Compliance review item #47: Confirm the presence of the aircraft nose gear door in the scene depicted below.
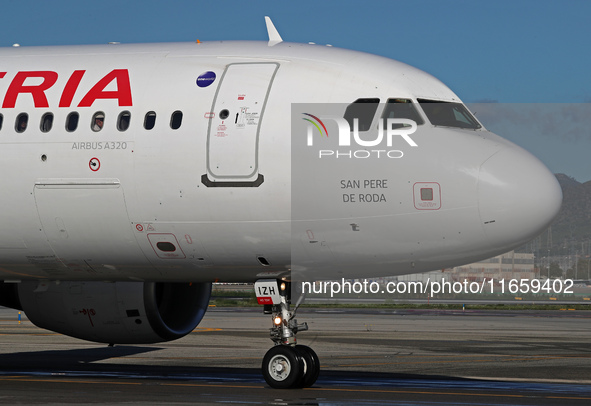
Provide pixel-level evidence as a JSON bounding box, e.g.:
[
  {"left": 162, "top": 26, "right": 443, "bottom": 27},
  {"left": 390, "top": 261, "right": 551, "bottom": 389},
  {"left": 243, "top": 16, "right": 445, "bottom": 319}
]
[
  {"left": 255, "top": 279, "right": 320, "bottom": 389},
  {"left": 202, "top": 63, "right": 279, "bottom": 187}
]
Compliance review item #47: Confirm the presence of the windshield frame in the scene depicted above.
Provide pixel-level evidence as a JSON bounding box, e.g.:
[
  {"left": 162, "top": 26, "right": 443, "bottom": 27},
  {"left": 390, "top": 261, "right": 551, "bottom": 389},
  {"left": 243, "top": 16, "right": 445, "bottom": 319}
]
[{"left": 417, "top": 99, "right": 482, "bottom": 130}]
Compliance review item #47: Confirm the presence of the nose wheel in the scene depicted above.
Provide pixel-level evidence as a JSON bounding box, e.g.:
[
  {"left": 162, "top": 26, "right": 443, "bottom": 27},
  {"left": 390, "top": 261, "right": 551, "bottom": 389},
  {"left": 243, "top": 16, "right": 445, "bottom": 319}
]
[
  {"left": 262, "top": 344, "right": 320, "bottom": 389},
  {"left": 255, "top": 279, "right": 320, "bottom": 389},
  {"left": 294, "top": 344, "right": 320, "bottom": 388}
]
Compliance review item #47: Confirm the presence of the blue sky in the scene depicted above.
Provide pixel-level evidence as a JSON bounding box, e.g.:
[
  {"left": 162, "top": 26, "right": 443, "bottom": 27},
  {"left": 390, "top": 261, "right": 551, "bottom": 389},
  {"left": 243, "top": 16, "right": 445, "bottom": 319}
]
[{"left": 2, "top": 0, "right": 590, "bottom": 180}]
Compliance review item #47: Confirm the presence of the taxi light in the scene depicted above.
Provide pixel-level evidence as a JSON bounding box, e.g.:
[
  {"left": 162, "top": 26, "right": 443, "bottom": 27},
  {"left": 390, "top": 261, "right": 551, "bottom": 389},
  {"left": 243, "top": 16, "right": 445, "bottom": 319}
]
[{"left": 273, "top": 316, "right": 282, "bottom": 326}]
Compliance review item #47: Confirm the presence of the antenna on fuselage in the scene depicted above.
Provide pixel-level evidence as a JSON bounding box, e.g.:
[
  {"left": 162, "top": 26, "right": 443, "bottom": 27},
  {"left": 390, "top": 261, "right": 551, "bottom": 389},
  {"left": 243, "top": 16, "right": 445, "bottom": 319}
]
[{"left": 265, "top": 16, "right": 282, "bottom": 47}]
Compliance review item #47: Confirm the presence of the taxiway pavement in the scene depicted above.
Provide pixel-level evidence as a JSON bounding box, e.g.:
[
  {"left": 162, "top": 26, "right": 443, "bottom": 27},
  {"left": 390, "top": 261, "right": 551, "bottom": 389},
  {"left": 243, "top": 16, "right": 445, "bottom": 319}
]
[{"left": 0, "top": 306, "right": 590, "bottom": 405}]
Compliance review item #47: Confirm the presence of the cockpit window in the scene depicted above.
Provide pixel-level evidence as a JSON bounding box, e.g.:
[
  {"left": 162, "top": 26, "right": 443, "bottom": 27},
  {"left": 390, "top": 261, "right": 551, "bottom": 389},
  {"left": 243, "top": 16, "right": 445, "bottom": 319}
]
[
  {"left": 382, "top": 99, "right": 424, "bottom": 128},
  {"left": 417, "top": 99, "right": 481, "bottom": 129},
  {"left": 344, "top": 98, "right": 380, "bottom": 132}
]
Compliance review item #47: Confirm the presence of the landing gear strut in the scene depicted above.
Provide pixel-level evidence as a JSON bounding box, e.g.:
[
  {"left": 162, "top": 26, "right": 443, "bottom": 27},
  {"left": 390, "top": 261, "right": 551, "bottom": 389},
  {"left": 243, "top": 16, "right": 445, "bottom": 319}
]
[{"left": 255, "top": 279, "right": 320, "bottom": 389}]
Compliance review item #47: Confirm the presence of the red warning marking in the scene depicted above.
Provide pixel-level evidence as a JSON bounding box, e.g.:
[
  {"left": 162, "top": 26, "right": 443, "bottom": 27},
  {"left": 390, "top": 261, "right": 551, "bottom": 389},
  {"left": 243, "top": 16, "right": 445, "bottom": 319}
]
[
  {"left": 306, "top": 230, "right": 315, "bottom": 240},
  {"left": 80, "top": 308, "right": 96, "bottom": 327},
  {"left": 136, "top": 224, "right": 144, "bottom": 232},
  {"left": 204, "top": 112, "right": 215, "bottom": 118},
  {"left": 89, "top": 157, "right": 100, "bottom": 171},
  {"left": 185, "top": 234, "right": 193, "bottom": 244},
  {"left": 238, "top": 94, "right": 245, "bottom": 100},
  {"left": 257, "top": 297, "right": 273, "bottom": 305}
]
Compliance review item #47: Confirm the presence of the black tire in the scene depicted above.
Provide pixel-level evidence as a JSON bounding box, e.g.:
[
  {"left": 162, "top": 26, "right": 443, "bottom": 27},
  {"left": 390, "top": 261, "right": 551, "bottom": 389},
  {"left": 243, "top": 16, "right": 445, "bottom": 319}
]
[
  {"left": 262, "top": 345, "right": 303, "bottom": 389},
  {"left": 295, "top": 345, "right": 320, "bottom": 388}
]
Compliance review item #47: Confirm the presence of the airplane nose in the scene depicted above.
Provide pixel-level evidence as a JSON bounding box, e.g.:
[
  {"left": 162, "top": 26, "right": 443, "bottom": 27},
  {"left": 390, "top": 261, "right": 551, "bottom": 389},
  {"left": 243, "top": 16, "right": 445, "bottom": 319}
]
[{"left": 478, "top": 147, "right": 562, "bottom": 249}]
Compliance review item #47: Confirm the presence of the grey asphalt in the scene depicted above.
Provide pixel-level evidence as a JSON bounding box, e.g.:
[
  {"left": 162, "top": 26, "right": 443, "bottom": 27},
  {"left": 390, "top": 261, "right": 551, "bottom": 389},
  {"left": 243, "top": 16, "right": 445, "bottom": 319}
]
[{"left": 0, "top": 306, "right": 590, "bottom": 405}]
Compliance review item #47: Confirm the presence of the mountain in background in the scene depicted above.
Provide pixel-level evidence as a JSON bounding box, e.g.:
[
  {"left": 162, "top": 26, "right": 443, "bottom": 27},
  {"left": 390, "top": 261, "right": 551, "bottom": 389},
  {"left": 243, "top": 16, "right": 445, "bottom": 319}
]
[{"left": 536, "top": 174, "right": 591, "bottom": 256}]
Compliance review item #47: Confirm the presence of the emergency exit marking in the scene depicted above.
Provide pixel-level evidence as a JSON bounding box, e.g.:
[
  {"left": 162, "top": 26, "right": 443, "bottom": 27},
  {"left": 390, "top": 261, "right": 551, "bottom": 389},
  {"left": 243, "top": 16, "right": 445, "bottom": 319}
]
[{"left": 89, "top": 157, "right": 100, "bottom": 171}]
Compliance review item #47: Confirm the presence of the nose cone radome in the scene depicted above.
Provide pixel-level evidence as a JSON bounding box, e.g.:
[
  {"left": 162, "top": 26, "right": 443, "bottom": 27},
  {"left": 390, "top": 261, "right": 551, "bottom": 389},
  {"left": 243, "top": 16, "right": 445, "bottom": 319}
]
[{"left": 478, "top": 147, "right": 562, "bottom": 250}]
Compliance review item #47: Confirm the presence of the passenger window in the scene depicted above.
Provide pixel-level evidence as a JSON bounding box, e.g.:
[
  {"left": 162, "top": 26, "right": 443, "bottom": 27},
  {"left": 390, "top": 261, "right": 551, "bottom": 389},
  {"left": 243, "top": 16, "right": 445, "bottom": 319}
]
[
  {"left": 117, "top": 111, "right": 131, "bottom": 131},
  {"left": 0, "top": 114, "right": 4, "bottom": 131},
  {"left": 40, "top": 113, "right": 54, "bottom": 133},
  {"left": 344, "top": 98, "right": 379, "bottom": 132},
  {"left": 16, "top": 113, "right": 28, "bottom": 133},
  {"left": 91, "top": 112, "right": 105, "bottom": 132},
  {"left": 66, "top": 112, "right": 79, "bottom": 132},
  {"left": 170, "top": 111, "right": 183, "bottom": 130},
  {"left": 144, "top": 111, "right": 156, "bottom": 130},
  {"left": 382, "top": 99, "right": 424, "bottom": 129}
]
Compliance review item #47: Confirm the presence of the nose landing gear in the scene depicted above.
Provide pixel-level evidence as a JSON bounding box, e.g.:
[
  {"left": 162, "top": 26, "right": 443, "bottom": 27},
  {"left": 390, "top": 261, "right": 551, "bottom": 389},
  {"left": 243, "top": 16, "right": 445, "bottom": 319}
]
[{"left": 255, "top": 279, "right": 320, "bottom": 389}]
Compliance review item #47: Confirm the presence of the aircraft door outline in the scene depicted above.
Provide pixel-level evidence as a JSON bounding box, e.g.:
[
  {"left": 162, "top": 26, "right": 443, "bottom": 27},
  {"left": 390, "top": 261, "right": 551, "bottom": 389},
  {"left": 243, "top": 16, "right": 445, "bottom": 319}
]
[{"left": 202, "top": 62, "right": 279, "bottom": 187}]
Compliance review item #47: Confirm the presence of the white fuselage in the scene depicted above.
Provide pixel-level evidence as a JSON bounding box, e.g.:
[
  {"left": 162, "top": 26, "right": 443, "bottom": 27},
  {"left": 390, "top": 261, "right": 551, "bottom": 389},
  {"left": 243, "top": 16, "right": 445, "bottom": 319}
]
[{"left": 0, "top": 41, "right": 562, "bottom": 283}]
